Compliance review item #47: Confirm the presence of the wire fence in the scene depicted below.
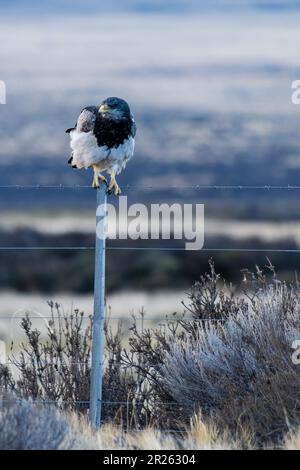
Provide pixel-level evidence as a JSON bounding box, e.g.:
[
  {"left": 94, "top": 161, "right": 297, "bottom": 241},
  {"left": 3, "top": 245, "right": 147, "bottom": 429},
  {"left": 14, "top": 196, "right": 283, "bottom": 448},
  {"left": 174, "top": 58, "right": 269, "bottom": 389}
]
[
  {"left": 0, "top": 398, "right": 180, "bottom": 406},
  {"left": 0, "top": 316, "right": 219, "bottom": 321},
  {"left": 0, "top": 184, "right": 299, "bottom": 250},
  {"left": 0, "top": 184, "right": 300, "bottom": 190},
  {"left": 0, "top": 184, "right": 299, "bottom": 432}
]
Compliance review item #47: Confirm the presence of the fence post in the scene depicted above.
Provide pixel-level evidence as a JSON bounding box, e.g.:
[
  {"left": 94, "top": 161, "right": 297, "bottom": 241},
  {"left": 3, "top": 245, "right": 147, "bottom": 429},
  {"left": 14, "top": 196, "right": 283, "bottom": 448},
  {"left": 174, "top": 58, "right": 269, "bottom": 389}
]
[{"left": 89, "top": 183, "right": 107, "bottom": 428}]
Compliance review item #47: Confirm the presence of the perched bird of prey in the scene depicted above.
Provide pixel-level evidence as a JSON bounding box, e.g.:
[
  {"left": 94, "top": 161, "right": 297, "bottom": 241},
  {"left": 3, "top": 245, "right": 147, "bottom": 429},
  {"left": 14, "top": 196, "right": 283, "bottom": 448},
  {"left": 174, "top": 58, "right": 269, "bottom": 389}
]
[{"left": 66, "top": 97, "right": 136, "bottom": 195}]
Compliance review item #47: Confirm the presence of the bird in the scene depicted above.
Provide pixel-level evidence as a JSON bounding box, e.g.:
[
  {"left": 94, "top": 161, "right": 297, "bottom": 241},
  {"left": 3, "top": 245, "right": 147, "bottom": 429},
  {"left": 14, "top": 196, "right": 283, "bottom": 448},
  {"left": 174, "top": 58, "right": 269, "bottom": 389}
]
[{"left": 66, "top": 97, "right": 136, "bottom": 195}]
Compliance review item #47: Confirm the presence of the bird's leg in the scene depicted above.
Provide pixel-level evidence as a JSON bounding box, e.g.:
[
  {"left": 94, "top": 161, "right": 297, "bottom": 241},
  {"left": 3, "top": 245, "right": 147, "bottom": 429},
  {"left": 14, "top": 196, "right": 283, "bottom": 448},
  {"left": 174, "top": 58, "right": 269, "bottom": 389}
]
[
  {"left": 92, "top": 165, "right": 107, "bottom": 189},
  {"left": 92, "top": 170, "right": 99, "bottom": 188},
  {"left": 107, "top": 171, "right": 122, "bottom": 196}
]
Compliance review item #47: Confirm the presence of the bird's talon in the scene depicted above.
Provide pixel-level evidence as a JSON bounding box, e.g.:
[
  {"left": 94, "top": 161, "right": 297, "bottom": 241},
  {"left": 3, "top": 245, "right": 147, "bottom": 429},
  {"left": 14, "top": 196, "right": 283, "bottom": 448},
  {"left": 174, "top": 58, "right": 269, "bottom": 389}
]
[
  {"left": 92, "top": 173, "right": 108, "bottom": 189},
  {"left": 107, "top": 180, "right": 121, "bottom": 196},
  {"left": 92, "top": 180, "right": 100, "bottom": 189},
  {"left": 98, "top": 175, "right": 107, "bottom": 185}
]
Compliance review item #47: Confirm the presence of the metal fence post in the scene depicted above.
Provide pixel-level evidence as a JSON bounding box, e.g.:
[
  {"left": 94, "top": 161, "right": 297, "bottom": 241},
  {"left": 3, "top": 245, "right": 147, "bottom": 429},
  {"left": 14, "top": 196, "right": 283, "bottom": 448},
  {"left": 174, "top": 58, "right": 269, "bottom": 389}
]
[{"left": 89, "top": 183, "right": 107, "bottom": 428}]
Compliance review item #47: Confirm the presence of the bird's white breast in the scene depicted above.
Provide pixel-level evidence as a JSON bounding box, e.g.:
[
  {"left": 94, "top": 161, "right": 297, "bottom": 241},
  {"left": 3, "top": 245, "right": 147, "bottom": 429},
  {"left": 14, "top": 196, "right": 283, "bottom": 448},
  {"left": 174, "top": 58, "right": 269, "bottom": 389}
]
[
  {"left": 70, "top": 130, "right": 109, "bottom": 169},
  {"left": 108, "top": 136, "right": 135, "bottom": 174},
  {"left": 70, "top": 130, "right": 134, "bottom": 173}
]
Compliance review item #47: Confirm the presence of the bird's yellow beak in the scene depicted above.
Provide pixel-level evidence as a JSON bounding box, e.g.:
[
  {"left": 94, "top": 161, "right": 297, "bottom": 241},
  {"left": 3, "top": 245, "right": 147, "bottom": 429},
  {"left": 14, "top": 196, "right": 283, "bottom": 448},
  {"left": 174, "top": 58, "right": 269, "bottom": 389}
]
[{"left": 99, "top": 104, "right": 110, "bottom": 113}]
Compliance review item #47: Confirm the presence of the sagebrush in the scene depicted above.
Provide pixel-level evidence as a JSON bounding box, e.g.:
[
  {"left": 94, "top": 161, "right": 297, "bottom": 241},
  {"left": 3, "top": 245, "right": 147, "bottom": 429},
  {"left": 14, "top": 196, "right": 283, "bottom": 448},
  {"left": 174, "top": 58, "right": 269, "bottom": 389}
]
[{"left": 1, "top": 260, "right": 300, "bottom": 446}]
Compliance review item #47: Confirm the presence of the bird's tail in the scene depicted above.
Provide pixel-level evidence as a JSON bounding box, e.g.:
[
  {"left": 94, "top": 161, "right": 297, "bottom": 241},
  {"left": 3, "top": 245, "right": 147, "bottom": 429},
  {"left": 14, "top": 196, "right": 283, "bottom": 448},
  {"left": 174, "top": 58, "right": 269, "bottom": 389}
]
[{"left": 67, "top": 153, "right": 77, "bottom": 168}]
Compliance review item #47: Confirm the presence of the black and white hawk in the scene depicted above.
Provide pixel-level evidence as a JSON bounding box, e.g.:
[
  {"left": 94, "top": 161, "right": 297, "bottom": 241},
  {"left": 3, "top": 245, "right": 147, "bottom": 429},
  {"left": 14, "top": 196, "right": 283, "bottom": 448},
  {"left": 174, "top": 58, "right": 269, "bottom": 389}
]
[{"left": 66, "top": 97, "right": 136, "bottom": 195}]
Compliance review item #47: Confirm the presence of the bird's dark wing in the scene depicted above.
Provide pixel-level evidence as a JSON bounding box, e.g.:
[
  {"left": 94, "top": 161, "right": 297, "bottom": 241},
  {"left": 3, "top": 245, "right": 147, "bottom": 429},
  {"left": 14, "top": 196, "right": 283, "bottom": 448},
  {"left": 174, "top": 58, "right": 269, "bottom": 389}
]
[
  {"left": 66, "top": 106, "right": 99, "bottom": 166},
  {"left": 66, "top": 106, "right": 98, "bottom": 134},
  {"left": 93, "top": 114, "right": 136, "bottom": 148}
]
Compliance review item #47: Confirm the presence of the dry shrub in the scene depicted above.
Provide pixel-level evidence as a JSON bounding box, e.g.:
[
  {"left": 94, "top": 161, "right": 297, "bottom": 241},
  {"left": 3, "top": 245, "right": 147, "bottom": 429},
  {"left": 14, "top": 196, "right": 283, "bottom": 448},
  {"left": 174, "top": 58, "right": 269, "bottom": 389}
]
[
  {"left": 1, "top": 260, "right": 300, "bottom": 446},
  {"left": 183, "top": 259, "right": 248, "bottom": 322},
  {"left": 5, "top": 303, "right": 136, "bottom": 423},
  {"left": 119, "top": 260, "right": 267, "bottom": 430},
  {"left": 0, "top": 398, "right": 89, "bottom": 450},
  {"left": 10, "top": 303, "right": 91, "bottom": 413},
  {"left": 0, "top": 365, "right": 13, "bottom": 392},
  {"left": 159, "top": 279, "right": 300, "bottom": 446}
]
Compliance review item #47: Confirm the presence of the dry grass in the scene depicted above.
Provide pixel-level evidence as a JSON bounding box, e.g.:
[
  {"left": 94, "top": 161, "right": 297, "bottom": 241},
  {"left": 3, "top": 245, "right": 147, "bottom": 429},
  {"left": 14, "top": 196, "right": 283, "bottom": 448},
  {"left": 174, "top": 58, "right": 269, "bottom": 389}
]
[
  {"left": 184, "top": 414, "right": 238, "bottom": 450},
  {"left": 284, "top": 430, "right": 300, "bottom": 450},
  {"left": 44, "top": 413, "right": 300, "bottom": 450},
  {"left": 3, "top": 397, "right": 300, "bottom": 450}
]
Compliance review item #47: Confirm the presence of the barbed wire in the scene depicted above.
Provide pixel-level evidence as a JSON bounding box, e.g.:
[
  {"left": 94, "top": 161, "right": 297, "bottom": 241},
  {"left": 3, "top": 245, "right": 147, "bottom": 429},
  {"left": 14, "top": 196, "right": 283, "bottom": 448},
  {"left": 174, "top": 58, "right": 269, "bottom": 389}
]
[
  {"left": 0, "top": 398, "right": 180, "bottom": 406},
  {"left": 0, "top": 184, "right": 299, "bottom": 190},
  {"left": 0, "top": 398, "right": 185, "bottom": 432},
  {"left": 0, "top": 316, "right": 217, "bottom": 320},
  {"left": 2, "top": 362, "right": 164, "bottom": 368},
  {"left": 0, "top": 246, "right": 300, "bottom": 253},
  {"left": 0, "top": 246, "right": 299, "bottom": 252}
]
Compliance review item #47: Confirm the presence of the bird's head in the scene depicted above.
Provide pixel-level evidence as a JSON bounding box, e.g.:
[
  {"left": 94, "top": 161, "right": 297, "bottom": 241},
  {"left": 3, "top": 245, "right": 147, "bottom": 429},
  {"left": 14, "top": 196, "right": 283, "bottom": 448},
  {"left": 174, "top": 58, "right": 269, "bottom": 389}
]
[{"left": 99, "top": 97, "right": 131, "bottom": 120}]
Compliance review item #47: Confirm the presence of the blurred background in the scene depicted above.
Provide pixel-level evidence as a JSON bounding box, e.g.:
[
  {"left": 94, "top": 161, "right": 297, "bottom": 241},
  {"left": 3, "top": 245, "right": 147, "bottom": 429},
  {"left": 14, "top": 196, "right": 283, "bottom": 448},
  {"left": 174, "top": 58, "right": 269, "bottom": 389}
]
[{"left": 0, "top": 0, "right": 300, "bottom": 325}]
